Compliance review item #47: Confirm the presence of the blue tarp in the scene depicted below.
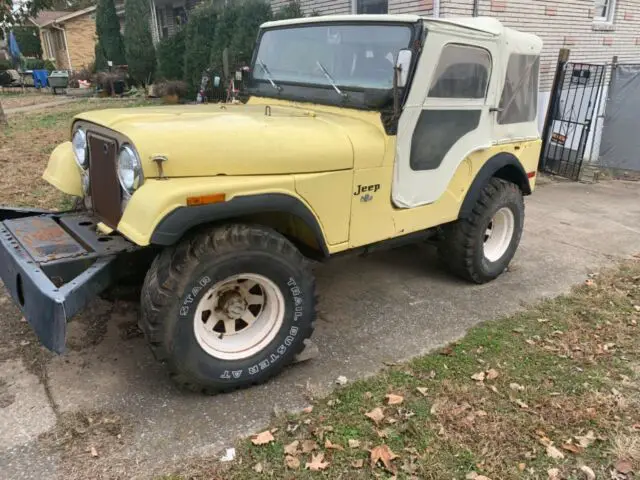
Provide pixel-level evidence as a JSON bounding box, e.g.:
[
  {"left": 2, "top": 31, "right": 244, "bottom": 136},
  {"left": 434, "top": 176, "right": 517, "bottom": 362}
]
[
  {"left": 32, "top": 70, "right": 49, "bottom": 88},
  {"left": 8, "top": 31, "right": 21, "bottom": 61}
]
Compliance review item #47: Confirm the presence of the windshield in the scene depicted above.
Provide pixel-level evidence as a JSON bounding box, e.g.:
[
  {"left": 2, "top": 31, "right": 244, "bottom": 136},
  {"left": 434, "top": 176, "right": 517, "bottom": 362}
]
[{"left": 252, "top": 24, "right": 413, "bottom": 92}]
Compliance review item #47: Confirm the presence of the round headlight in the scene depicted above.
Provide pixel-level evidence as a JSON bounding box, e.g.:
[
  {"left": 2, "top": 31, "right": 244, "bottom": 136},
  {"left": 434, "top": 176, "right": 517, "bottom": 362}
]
[
  {"left": 72, "top": 128, "right": 87, "bottom": 168},
  {"left": 117, "top": 144, "right": 142, "bottom": 194}
]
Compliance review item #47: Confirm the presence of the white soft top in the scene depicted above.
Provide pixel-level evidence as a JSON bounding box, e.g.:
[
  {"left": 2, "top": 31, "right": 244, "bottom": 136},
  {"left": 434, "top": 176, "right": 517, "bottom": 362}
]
[{"left": 261, "top": 15, "right": 542, "bottom": 54}]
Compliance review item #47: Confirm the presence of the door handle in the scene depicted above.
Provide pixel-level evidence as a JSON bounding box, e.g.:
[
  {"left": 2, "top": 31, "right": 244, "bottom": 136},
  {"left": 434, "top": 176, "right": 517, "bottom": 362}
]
[{"left": 489, "top": 107, "right": 504, "bottom": 113}]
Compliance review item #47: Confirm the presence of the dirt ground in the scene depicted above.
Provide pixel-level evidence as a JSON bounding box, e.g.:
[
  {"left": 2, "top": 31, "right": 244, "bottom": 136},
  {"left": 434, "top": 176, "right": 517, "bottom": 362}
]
[{"left": 0, "top": 92, "right": 56, "bottom": 110}]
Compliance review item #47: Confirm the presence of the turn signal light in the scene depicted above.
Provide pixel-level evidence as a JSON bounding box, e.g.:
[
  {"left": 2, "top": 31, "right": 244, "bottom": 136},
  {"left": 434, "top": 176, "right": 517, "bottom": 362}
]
[{"left": 186, "top": 193, "right": 226, "bottom": 206}]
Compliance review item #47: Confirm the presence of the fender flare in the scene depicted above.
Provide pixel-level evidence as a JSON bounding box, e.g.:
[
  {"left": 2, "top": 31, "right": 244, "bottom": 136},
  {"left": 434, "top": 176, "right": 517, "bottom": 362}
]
[
  {"left": 459, "top": 152, "right": 532, "bottom": 219},
  {"left": 150, "top": 193, "right": 330, "bottom": 257}
]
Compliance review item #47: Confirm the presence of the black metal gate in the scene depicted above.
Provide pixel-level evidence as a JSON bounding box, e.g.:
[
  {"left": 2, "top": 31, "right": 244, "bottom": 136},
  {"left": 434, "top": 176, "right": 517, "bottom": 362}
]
[{"left": 540, "top": 62, "right": 607, "bottom": 180}]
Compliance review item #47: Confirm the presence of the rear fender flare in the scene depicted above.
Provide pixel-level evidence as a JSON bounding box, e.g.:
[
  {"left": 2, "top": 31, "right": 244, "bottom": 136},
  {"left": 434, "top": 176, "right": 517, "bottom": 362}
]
[
  {"left": 459, "top": 152, "right": 531, "bottom": 219},
  {"left": 150, "top": 193, "right": 330, "bottom": 257}
]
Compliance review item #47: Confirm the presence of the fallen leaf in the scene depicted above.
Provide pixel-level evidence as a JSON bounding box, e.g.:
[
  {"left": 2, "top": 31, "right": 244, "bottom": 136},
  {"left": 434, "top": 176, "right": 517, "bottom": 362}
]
[
  {"left": 561, "top": 443, "right": 583, "bottom": 454},
  {"left": 364, "top": 391, "right": 373, "bottom": 399},
  {"left": 440, "top": 346, "right": 454, "bottom": 356},
  {"left": 90, "top": 446, "right": 98, "bottom": 457},
  {"left": 634, "top": 305, "right": 640, "bottom": 312},
  {"left": 285, "top": 455, "right": 300, "bottom": 470},
  {"left": 385, "top": 393, "right": 404, "bottom": 405},
  {"left": 365, "top": 407, "right": 385, "bottom": 424},
  {"left": 325, "top": 439, "right": 344, "bottom": 451},
  {"left": 471, "top": 371, "right": 486, "bottom": 382},
  {"left": 475, "top": 410, "right": 488, "bottom": 417},
  {"left": 486, "top": 369, "right": 499, "bottom": 380},
  {"left": 348, "top": 439, "right": 361, "bottom": 448},
  {"left": 416, "top": 387, "right": 428, "bottom": 396},
  {"left": 370, "top": 444, "right": 398, "bottom": 472},
  {"left": 510, "top": 383, "right": 525, "bottom": 391},
  {"left": 284, "top": 440, "right": 299, "bottom": 455},
  {"left": 538, "top": 318, "right": 550, "bottom": 323},
  {"left": 301, "top": 440, "right": 318, "bottom": 453},
  {"left": 253, "top": 463, "right": 263, "bottom": 473},
  {"left": 546, "top": 445, "right": 565, "bottom": 459},
  {"left": 352, "top": 459, "right": 364, "bottom": 468},
  {"left": 585, "top": 279, "right": 595, "bottom": 287},
  {"left": 548, "top": 468, "right": 561, "bottom": 480},
  {"left": 251, "top": 431, "right": 275, "bottom": 446},
  {"left": 488, "top": 385, "right": 499, "bottom": 394},
  {"left": 302, "top": 405, "right": 313, "bottom": 414},
  {"left": 518, "top": 463, "right": 526, "bottom": 471},
  {"left": 580, "top": 465, "right": 595, "bottom": 480},
  {"left": 429, "top": 370, "right": 436, "bottom": 378},
  {"left": 376, "top": 428, "right": 389, "bottom": 438},
  {"left": 515, "top": 399, "right": 529, "bottom": 409},
  {"left": 306, "top": 452, "right": 329, "bottom": 471},
  {"left": 574, "top": 430, "right": 596, "bottom": 448},
  {"left": 335, "top": 375, "right": 348, "bottom": 385},
  {"left": 465, "top": 473, "right": 491, "bottom": 480},
  {"left": 615, "top": 459, "right": 633, "bottom": 474}
]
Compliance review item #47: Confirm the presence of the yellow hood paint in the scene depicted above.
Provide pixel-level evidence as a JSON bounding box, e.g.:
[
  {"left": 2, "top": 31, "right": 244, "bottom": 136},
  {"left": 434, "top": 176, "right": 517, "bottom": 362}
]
[{"left": 75, "top": 102, "right": 387, "bottom": 177}]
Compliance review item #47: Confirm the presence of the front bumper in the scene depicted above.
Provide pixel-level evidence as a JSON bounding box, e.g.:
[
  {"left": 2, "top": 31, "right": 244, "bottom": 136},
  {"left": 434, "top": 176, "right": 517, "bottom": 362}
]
[{"left": 0, "top": 208, "right": 138, "bottom": 353}]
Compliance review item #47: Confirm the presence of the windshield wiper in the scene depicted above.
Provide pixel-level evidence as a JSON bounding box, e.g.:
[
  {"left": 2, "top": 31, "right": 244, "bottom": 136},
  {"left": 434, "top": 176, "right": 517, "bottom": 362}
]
[
  {"left": 257, "top": 59, "right": 281, "bottom": 92},
  {"left": 316, "top": 61, "right": 346, "bottom": 99}
]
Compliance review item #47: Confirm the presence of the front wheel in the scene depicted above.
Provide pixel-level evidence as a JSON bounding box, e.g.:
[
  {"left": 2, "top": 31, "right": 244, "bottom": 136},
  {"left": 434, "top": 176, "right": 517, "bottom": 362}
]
[
  {"left": 140, "top": 224, "right": 316, "bottom": 394},
  {"left": 438, "top": 178, "right": 525, "bottom": 284}
]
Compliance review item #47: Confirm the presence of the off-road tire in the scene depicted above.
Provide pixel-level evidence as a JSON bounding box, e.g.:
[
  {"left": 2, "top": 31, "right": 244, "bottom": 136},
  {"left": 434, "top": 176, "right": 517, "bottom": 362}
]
[
  {"left": 139, "top": 224, "right": 316, "bottom": 394},
  {"left": 438, "top": 178, "right": 524, "bottom": 284}
]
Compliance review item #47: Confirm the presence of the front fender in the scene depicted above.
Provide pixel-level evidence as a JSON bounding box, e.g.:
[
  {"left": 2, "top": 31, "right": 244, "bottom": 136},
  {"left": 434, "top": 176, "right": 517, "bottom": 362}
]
[
  {"left": 42, "top": 142, "right": 83, "bottom": 197},
  {"left": 116, "top": 176, "right": 328, "bottom": 256}
]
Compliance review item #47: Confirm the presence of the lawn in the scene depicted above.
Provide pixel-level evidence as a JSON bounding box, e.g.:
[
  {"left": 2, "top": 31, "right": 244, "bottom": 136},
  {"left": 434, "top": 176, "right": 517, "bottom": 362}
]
[
  {"left": 0, "top": 98, "right": 154, "bottom": 210},
  {"left": 163, "top": 260, "right": 640, "bottom": 480}
]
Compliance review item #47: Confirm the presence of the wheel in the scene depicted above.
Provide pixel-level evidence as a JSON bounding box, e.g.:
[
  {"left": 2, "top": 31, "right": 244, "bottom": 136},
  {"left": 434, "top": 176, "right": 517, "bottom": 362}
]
[
  {"left": 438, "top": 178, "right": 524, "bottom": 284},
  {"left": 139, "top": 224, "right": 316, "bottom": 394}
]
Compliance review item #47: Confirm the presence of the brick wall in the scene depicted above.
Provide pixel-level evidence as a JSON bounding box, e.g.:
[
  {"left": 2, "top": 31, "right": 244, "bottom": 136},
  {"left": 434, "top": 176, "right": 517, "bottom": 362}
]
[
  {"left": 271, "top": 0, "right": 351, "bottom": 15},
  {"left": 441, "top": 0, "right": 640, "bottom": 91},
  {"left": 64, "top": 15, "right": 96, "bottom": 70}
]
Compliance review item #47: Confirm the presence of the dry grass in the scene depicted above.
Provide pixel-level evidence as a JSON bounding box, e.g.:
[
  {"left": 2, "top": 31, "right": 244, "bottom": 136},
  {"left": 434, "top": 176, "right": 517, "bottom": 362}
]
[
  {"left": 159, "top": 260, "right": 640, "bottom": 480},
  {"left": 0, "top": 91, "right": 55, "bottom": 110},
  {"left": 0, "top": 99, "right": 154, "bottom": 210}
]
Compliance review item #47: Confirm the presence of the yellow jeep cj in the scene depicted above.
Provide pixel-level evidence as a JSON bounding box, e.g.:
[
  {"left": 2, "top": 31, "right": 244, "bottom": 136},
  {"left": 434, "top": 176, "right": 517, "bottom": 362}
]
[{"left": 0, "top": 15, "right": 542, "bottom": 393}]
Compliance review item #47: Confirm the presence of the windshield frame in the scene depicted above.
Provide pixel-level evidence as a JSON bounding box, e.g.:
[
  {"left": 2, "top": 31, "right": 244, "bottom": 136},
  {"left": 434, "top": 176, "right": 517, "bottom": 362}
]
[{"left": 247, "top": 20, "right": 423, "bottom": 111}]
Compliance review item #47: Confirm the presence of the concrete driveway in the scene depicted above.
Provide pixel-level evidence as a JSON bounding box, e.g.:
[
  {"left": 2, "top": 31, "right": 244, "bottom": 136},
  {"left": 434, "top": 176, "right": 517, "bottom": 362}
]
[{"left": 1, "top": 179, "right": 640, "bottom": 479}]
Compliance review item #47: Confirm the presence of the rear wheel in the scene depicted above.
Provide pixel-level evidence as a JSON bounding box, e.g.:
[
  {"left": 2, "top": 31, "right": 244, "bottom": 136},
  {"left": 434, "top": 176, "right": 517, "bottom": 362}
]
[
  {"left": 140, "top": 224, "right": 316, "bottom": 394},
  {"left": 439, "top": 178, "right": 524, "bottom": 283}
]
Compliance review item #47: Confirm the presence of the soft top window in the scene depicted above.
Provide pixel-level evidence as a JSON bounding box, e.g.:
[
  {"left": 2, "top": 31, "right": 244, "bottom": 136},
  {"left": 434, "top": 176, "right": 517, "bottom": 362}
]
[
  {"left": 498, "top": 54, "right": 540, "bottom": 124},
  {"left": 428, "top": 44, "right": 491, "bottom": 99}
]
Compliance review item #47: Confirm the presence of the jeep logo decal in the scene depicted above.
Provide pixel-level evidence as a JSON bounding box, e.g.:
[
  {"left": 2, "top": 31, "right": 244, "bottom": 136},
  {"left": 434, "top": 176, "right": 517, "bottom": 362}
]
[{"left": 354, "top": 184, "right": 380, "bottom": 196}]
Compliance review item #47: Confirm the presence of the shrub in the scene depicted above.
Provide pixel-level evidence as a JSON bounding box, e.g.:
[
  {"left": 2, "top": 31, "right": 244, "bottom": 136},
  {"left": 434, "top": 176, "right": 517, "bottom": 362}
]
[
  {"left": 183, "top": 3, "right": 218, "bottom": 97},
  {"left": 94, "top": 42, "right": 108, "bottom": 72},
  {"left": 209, "top": 4, "right": 239, "bottom": 78},
  {"left": 43, "top": 59, "right": 56, "bottom": 72},
  {"left": 96, "top": 71, "right": 126, "bottom": 95},
  {"left": 96, "top": 0, "right": 126, "bottom": 66},
  {"left": 0, "top": 59, "right": 12, "bottom": 71},
  {"left": 23, "top": 58, "right": 46, "bottom": 70},
  {"left": 274, "top": 0, "right": 303, "bottom": 20},
  {"left": 12, "top": 27, "right": 43, "bottom": 58},
  {"left": 124, "top": 0, "right": 156, "bottom": 84},
  {"left": 229, "top": 0, "right": 271, "bottom": 69},
  {"left": 156, "top": 28, "right": 185, "bottom": 81},
  {"left": 155, "top": 79, "right": 188, "bottom": 98}
]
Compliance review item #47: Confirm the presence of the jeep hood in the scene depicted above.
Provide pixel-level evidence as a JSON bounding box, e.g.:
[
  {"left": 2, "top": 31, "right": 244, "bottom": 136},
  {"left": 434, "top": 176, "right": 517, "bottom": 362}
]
[{"left": 75, "top": 104, "right": 386, "bottom": 177}]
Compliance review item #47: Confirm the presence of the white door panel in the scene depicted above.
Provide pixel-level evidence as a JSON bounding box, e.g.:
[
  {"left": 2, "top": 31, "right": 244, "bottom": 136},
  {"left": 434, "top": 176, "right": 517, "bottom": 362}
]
[{"left": 393, "top": 33, "right": 500, "bottom": 208}]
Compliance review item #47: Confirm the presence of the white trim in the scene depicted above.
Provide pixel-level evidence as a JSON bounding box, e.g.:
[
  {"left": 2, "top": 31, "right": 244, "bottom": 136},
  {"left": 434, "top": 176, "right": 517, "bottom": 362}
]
[
  {"left": 433, "top": 0, "right": 440, "bottom": 18},
  {"left": 593, "top": 0, "right": 616, "bottom": 23}
]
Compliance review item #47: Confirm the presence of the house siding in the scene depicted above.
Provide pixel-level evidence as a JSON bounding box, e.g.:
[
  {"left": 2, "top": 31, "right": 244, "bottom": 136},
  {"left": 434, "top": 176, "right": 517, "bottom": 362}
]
[
  {"left": 271, "top": 0, "right": 351, "bottom": 15},
  {"left": 65, "top": 15, "right": 98, "bottom": 70}
]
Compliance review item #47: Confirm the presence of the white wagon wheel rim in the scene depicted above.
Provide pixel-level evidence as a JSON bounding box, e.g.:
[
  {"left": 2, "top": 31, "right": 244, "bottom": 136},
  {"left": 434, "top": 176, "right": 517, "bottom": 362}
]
[
  {"left": 483, "top": 207, "right": 515, "bottom": 263},
  {"left": 194, "top": 273, "right": 285, "bottom": 361}
]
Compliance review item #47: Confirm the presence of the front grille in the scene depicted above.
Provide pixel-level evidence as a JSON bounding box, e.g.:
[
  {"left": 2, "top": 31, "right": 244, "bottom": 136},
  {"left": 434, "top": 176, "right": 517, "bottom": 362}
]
[{"left": 88, "top": 134, "right": 122, "bottom": 228}]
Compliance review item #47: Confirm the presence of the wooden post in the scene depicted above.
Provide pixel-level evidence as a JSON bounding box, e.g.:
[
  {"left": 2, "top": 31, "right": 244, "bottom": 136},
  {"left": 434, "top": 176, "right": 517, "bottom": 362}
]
[{"left": 539, "top": 48, "right": 570, "bottom": 171}]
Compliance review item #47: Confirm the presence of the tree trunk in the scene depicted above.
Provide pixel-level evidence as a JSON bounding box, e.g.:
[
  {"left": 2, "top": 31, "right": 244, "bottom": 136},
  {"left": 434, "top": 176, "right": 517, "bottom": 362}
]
[{"left": 0, "top": 100, "right": 7, "bottom": 126}]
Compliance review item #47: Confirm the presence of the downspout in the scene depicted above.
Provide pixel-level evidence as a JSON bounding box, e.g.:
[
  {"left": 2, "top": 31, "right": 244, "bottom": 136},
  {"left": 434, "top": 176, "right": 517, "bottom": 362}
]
[
  {"left": 433, "top": 0, "right": 440, "bottom": 17},
  {"left": 51, "top": 23, "right": 73, "bottom": 71},
  {"left": 149, "top": 0, "right": 160, "bottom": 44},
  {"left": 472, "top": 0, "right": 479, "bottom": 16}
]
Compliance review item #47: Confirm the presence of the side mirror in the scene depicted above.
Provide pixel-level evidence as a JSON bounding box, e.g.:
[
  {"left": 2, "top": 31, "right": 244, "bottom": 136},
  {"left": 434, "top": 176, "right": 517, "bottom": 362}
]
[{"left": 396, "top": 49, "right": 412, "bottom": 87}]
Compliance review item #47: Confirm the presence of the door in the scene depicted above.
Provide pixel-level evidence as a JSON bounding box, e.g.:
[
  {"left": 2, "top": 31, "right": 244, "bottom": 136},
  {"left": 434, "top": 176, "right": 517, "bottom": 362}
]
[{"left": 393, "top": 33, "right": 498, "bottom": 208}]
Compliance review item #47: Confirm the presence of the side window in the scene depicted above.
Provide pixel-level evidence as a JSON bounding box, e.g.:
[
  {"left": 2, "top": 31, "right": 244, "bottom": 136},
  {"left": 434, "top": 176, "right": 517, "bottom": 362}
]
[
  {"left": 498, "top": 54, "right": 540, "bottom": 124},
  {"left": 428, "top": 44, "right": 491, "bottom": 99}
]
